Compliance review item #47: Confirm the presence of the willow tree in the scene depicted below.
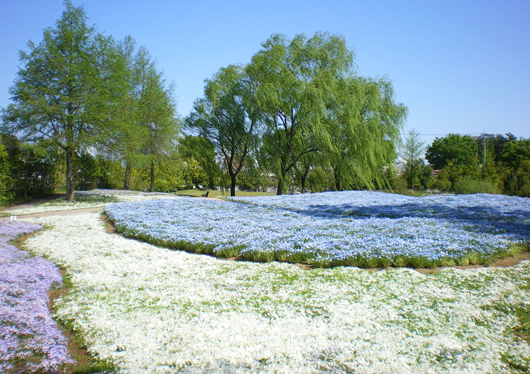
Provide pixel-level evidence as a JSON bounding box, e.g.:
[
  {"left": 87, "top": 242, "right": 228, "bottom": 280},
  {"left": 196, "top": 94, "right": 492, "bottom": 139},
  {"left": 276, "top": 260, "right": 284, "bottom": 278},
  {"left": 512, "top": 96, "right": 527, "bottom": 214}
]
[
  {"left": 322, "top": 76, "right": 407, "bottom": 191},
  {"left": 246, "top": 32, "right": 354, "bottom": 195},
  {"left": 1, "top": 1, "right": 123, "bottom": 201},
  {"left": 186, "top": 65, "right": 258, "bottom": 196}
]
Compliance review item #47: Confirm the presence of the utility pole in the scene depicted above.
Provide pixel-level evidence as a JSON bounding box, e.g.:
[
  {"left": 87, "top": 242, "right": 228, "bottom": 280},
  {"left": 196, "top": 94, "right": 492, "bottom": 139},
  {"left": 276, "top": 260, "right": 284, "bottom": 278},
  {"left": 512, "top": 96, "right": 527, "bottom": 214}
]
[{"left": 483, "top": 129, "right": 486, "bottom": 164}]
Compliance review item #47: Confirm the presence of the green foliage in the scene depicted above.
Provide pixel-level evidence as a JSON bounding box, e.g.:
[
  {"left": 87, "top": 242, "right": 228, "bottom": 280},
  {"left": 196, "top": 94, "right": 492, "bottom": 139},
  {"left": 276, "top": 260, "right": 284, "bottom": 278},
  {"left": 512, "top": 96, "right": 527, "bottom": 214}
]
[
  {"left": 247, "top": 32, "right": 356, "bottom": 195},
  {"left": 182, "top": 156, "right": 209, "bottom": 189},
  {"left": 501, "top": 139, "right": 530, "bottom": 169},
  {"left": 4, "top": 5, "right": 530, "bottom": 200},
  {"left": 324, "top": 77, "right": 406, "bottom": 191},
  {"left": 400, "top": 128, "right": 428, "bottom": 190},
  {"left": 100, "top": 37, "right": 151, "bottom": 190},
  {"left": 401, "top": 159, "right": 433, "bottom": 191},
  {"left": 178, "top": 135, "right": 221, "bottom": 189},
  {"left": 71, "top": 360, "right": 115, "bottom": 374},
  {"left": 99, "top": 159, "right": 126, "bottom": 190},
  {"left": 74, "top": 153, "right": 103, "bottom": 190},
  {"left": 237, "top": 156, "right": 272, "bottom": 191},
  {"left": 1, "top": 1, "right": 127, "bottom": 201},
  {"left": 476, "top": 133, "right": 516, "bottom": 163},
  {"left": 0, "top": 136, "right": 13, "bottom": 205},
  {"left": 515, "top": 160, "right": 530, "bottom": 197},
  {"left": 426, "top": 134, "right": 478, "bottom": 173},
  {"left": 1, "top": 136, "right": 60, "bottom": 199},
  {"left": 186, "top": 64, "right": 258, "bottom": 196},
  {"left": 453, "top": 176, "right": 499, "bottom": 195},
  {"left": 427, "top": 174, "right": 452, "bottom": 192}
]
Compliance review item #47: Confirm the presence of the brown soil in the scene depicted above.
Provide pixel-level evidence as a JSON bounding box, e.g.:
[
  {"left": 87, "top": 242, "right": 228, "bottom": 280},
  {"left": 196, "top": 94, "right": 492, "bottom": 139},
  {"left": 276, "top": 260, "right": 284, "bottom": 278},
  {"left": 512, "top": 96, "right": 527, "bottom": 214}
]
[
  {"left": 101, "top": 213, "right": 121, "bottom": 235},
  {"left": 47, "top": 269, "right": 96, "bottom": 370}
]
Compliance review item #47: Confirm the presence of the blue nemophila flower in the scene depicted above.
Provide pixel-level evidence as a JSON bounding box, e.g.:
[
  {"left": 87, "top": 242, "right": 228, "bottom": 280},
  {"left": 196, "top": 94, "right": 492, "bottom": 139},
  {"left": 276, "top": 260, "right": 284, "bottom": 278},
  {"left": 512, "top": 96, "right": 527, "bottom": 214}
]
[{"left": 105, "top": 192, "right": 528, "bottom": 267}]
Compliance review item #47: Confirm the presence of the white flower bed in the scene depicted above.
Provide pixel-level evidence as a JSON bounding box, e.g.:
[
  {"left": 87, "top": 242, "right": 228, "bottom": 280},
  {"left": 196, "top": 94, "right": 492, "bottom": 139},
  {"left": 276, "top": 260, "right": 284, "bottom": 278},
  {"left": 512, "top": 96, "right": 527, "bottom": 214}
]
[{"left": 22, "top": 212, "right": 530, "bottom": 373}]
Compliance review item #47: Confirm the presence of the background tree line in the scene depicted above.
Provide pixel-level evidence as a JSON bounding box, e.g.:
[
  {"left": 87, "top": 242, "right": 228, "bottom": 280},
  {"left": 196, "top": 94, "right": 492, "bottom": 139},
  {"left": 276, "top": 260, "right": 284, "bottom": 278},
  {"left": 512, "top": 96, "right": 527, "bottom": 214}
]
[
  {"left": 0, "top": 1, "right": 407, "bottom": 202},
  {"left": 398, "top": 129, "right": 530, "bottom": 197},
  {"left": 1, "top": 1, "right": 179, "bottom": 202},
  {"left": 1, "top": 1, "right": 528, "bottom": 204}
]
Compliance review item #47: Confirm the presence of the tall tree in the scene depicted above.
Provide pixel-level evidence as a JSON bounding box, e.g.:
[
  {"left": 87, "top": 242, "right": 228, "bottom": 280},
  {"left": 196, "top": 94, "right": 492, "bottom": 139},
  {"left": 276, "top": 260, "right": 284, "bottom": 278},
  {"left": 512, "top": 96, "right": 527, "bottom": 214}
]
[
  {"left": 98, "top": 36, "right": 147, "bottom": 190},
  {"left": 1, "top": 1, "right": 121, "bottom": 201},
  {"left": 186, "top": 65, "right": 258, "bottom": 196},
  {"left": 130, "top": 49, "right": 179, "bottom": 192},
  {"left": 401, "top": 128, "right": 425, "bottom": 189},
  {"left": 323, "top": 77, "right": 406, "bottom": 191},
  {"left": 246, "top": 32, "right": 354, "bottom": 195},
  {"left": 99, "top": 38, "right": 164, "bottom": 191},
  {"left": 500, "top": 138, "right": 530, "bottom": 196}
]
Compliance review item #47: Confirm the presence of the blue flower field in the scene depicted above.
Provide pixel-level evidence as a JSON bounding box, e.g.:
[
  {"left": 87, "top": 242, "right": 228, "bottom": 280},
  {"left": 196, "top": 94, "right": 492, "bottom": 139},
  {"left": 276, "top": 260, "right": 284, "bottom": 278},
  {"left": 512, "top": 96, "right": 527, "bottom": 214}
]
[{"left": 105, "top": 191, "right": 530, "bottom": 268}]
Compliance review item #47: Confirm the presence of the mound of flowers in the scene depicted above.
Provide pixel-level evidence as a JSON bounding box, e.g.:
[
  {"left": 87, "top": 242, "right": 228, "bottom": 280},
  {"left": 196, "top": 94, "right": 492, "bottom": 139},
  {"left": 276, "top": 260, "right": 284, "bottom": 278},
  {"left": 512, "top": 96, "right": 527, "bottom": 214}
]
[
  {"left": 104, "top": 192, "right": 529, "bottom": 268},
  {"left": 0, "top": 221, "right": 73, "bottom": 373}
]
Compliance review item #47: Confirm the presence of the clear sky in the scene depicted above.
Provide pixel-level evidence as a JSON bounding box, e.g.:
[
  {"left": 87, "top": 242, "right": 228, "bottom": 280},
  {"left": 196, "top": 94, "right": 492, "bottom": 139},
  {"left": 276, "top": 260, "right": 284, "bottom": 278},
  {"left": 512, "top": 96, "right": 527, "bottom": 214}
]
[{"left": 1, "top": 0, "right": 529, "bottom": 148}]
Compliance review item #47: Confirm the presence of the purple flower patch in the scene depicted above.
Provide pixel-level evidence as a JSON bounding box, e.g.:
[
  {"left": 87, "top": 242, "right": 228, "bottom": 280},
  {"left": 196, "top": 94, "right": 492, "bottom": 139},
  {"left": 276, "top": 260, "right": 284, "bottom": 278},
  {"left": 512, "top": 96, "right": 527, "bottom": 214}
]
[{"left": 0, "top": 220, "right": 74, "bottom": 372}]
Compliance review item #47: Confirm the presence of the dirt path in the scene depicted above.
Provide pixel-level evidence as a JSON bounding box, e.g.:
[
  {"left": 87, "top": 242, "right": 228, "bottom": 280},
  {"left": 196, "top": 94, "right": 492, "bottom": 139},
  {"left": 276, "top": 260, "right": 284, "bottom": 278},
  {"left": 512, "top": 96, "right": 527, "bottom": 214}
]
[{"left": 1, "top": 207, "right": 103, "bottom": 221}]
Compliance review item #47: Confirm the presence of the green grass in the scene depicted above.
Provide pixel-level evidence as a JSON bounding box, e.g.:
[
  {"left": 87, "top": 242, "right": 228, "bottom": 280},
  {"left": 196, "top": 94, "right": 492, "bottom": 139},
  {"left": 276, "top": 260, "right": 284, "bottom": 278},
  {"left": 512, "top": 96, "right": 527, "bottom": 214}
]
[{"left": 174, "top": 189, "right": 274, "bottom": 198}]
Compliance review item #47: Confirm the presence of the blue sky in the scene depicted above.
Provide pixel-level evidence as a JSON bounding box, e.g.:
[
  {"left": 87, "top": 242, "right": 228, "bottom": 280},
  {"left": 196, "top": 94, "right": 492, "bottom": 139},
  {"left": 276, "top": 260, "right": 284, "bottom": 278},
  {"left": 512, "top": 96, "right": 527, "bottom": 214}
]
[{"left": 1, "top": 0, "right": 529, "bottom": 148}]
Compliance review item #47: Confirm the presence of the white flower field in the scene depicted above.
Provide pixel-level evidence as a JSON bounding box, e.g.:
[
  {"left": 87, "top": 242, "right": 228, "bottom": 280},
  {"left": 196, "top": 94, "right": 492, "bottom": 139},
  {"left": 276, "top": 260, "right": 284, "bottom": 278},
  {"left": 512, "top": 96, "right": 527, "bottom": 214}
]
[{"left": 11, "top": 191, "right": 530, "bottom": 372}]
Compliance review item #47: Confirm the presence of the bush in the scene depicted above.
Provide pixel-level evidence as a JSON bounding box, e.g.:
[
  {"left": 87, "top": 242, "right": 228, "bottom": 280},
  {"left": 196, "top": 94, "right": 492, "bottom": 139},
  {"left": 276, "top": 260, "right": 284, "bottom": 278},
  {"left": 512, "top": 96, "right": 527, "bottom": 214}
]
[{"left": 453, "top": 176, "right": 498, "bottom": 194}]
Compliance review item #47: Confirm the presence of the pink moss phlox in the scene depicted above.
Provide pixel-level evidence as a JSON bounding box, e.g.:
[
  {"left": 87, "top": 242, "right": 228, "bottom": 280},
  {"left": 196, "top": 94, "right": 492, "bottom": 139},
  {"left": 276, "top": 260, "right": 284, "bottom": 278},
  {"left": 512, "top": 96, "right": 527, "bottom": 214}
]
[{"left": 0, "top": 220, "right": 74, "bottom": 372}]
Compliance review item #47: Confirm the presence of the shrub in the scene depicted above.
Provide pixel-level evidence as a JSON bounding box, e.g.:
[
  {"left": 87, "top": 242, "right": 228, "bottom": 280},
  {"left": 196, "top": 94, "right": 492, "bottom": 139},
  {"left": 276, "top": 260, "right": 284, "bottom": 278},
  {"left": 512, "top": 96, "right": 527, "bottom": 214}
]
[{"left": 453, "top": 176, "right": 498, "bottom": 194}]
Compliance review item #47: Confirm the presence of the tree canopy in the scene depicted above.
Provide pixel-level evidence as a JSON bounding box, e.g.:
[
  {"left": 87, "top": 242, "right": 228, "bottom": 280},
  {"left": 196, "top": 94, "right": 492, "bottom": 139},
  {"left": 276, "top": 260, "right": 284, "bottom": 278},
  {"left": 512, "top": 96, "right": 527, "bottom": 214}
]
[
  {"left": 1, "top": 0, "right": 123, "bottom": 200},
  {"left": 186, "top": 65, "right": 257, "bottom": 196},
  {"left": 426, "top": 134, "right": 478, "bottom": 171},
  {"left": 1, "top": 2, "right": 179, "bottom": 198},
  {"left": 246, "top": 32, "right": 354, "bottom": 195},
  {"left": 400, "top": 128, "right": 426, "bottom": 190}
]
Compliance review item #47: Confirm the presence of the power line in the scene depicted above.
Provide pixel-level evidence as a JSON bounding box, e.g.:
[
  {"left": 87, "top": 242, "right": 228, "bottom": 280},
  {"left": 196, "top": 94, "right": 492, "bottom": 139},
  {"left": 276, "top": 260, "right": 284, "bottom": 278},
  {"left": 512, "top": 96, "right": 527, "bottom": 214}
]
[{"left": 419, "top": 133, "right": 484, "bottom": 136}]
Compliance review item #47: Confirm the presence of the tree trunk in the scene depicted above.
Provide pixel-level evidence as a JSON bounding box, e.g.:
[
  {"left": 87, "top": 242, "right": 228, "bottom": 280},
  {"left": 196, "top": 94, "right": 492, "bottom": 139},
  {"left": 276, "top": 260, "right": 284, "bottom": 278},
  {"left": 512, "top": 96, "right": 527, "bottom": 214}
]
[
  {"left": 276, "top": 161, "right": 288, "bottom": 196},
  {"left": 276, "top": 177, "right": 284, "bottom": 195},
  {"left": 334, "top": 166, "right": 341, "bottom": 191},
  {"left": 150, "top": 160, "right": 155, "bottom": 192},
  {"left": 66, "top": 147, "right": 75, "bottom": 201},
  {"left": 300, "top": 165, "right": 310, "bottom": 193},
  {"left": 123, "top": 163, "right": 131, "bottom": 190},
  {"left": 230, "top": 173, "right": 237, "bottom": 197}
]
